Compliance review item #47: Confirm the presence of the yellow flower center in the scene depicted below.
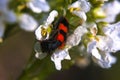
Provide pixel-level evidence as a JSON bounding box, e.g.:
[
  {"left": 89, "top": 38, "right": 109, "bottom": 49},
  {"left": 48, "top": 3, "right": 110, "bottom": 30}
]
[
  {"left": 41, "top": 27, "right": 47, "bottom": 38},
  {"left": 69, "top": 7, "right": 80, "bottom": 12}
]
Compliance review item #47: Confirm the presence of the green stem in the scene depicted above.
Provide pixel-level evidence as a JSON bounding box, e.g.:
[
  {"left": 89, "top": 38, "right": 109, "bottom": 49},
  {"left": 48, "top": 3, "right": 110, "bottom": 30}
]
[{"left": 18, "top": 50, "right": 56, "bottom": 80}]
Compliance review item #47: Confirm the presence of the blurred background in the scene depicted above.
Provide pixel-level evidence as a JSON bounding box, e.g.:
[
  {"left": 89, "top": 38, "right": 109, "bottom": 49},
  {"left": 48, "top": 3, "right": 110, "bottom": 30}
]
[
  {"left": 0, "top": 30, "right": 120, "bottom": 80},
  {"left": 1, "top": 0, "right": 120, "bottom": 80}
]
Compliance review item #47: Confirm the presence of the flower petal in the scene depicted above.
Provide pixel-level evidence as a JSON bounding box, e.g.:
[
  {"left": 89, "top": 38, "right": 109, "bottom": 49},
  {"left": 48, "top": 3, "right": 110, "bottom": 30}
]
[
  {"left": 96, "top": 36, "right": 113, "bottom": 52},
  {"left": 66, "top": 34, "right": 81, "bottom": 47},
  {"left": 4, "top": 10, "right": 16, "bottom": 23},
  {"left": 74, "top": 26, "right": 88, "bottom": 36},
  {"left": 35, "top": 25, "right": 43, "bottom": 40},
  {"left": 64, "top": 53, "right": 71, "bottom": 60},
  {"left": 87, "top": 41, "right": 96, "bottom": 53},
  {"left": 105, "top": 53, "right": 116, "bottom": 67},
  {"left": 68, "top": 1, "right": 81, "bottom": 9},
  {"left": 52, "top": 59, "right": 62, "bottom": 70},
  {"left": 18, "top": 13, "right": 38, "bottom": 31},
  {"left": 66, "top": 26, "right": 87, "bottom": 47},
  {"left": 68, "top": 0, "right": 90, "bottom": 12},
  {"left": 51, "top": 49, "right": 70, "bottom": 70},
  {"left": 103, "top": 22, "right": 120, "bottom": 52},
  {"left": 27, "top": 0, "right": 50, "bottom": 13},
  {"left": 45, "top": 10, "right": 58, "bottom": 25},
  {"left": 78, "top": 0, "right": 90, "bottom": 12},
  {"left": 72, "top": 11, "right": 87, "bottom": 21},
  {"left": 101, "top": 0, "right": 120, "bottom": 23},
  {"left": 92, "top": 53, "right": 116, "bottom": 68},
  {"left": 92, "top": 46, "right": 102, "bottom": 60}
]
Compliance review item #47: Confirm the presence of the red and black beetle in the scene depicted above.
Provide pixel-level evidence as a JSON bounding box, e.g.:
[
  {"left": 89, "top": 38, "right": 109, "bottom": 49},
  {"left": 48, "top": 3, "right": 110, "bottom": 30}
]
[{"left": 40, "top": 16, "right": 69, "bottom": 53}]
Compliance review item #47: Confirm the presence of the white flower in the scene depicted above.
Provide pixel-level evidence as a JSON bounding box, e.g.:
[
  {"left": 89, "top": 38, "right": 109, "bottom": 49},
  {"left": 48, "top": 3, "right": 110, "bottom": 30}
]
[
  {"left": 51, "top": 48, "right": 71, "bottom": 70},
  {"left": 66, "top": 26, "right": 87, "bottom": 47},
  {"left": 35, "top": 24, "right": 52, "bottom": 40},
  {"left": 27, "top": 0, "right": 50, "bottom": 13},
  {"left": 18, "top": 13, "right": 38, "bottom": 32},
  {"left": 101, "top": 0, "right": 120, "bottom": 23},
  {"left": 35, "top": 10, "right": 58, "bottom": 40},
  {"left": 87, "top": 40, "right": 116, "bottom": 68},
  {"left": 103, "top": 21, "right": 120, "bottom": 52},
  {"left": 86, "top": 21, "right": 120, "bottom": 68},
  {"left": 3, "top": 10, "right": 16, "bottom": 23},
  {"left": 68, "top": 0, "right": 90, "bottom": 21}
]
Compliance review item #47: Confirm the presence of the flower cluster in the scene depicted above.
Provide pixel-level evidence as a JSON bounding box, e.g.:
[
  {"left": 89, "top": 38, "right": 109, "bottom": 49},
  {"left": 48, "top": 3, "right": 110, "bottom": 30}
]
[{"left": 34, "top": 0, "right": 120, "bottom": 70}]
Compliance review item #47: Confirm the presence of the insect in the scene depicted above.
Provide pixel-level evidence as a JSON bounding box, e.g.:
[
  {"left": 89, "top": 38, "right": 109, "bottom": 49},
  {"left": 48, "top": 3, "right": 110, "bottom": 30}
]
[{"left": 40, "top": 16, "right": 69, "bottom": 53}]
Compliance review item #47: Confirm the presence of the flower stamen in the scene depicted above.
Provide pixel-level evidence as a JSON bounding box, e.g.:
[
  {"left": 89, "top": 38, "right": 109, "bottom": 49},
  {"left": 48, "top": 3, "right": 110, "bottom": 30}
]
[{"left": 69, "top": 7, "right": 80, "bottom": 12}]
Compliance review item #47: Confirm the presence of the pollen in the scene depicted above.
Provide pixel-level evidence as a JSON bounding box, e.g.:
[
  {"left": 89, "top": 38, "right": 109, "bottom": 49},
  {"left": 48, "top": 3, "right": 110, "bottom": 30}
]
[
  {"left": 41, "top": 27, "right": 47, "bottom": 38},
  {"left": 69, "top": 7, "right": 80, "bottom": 12}
]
